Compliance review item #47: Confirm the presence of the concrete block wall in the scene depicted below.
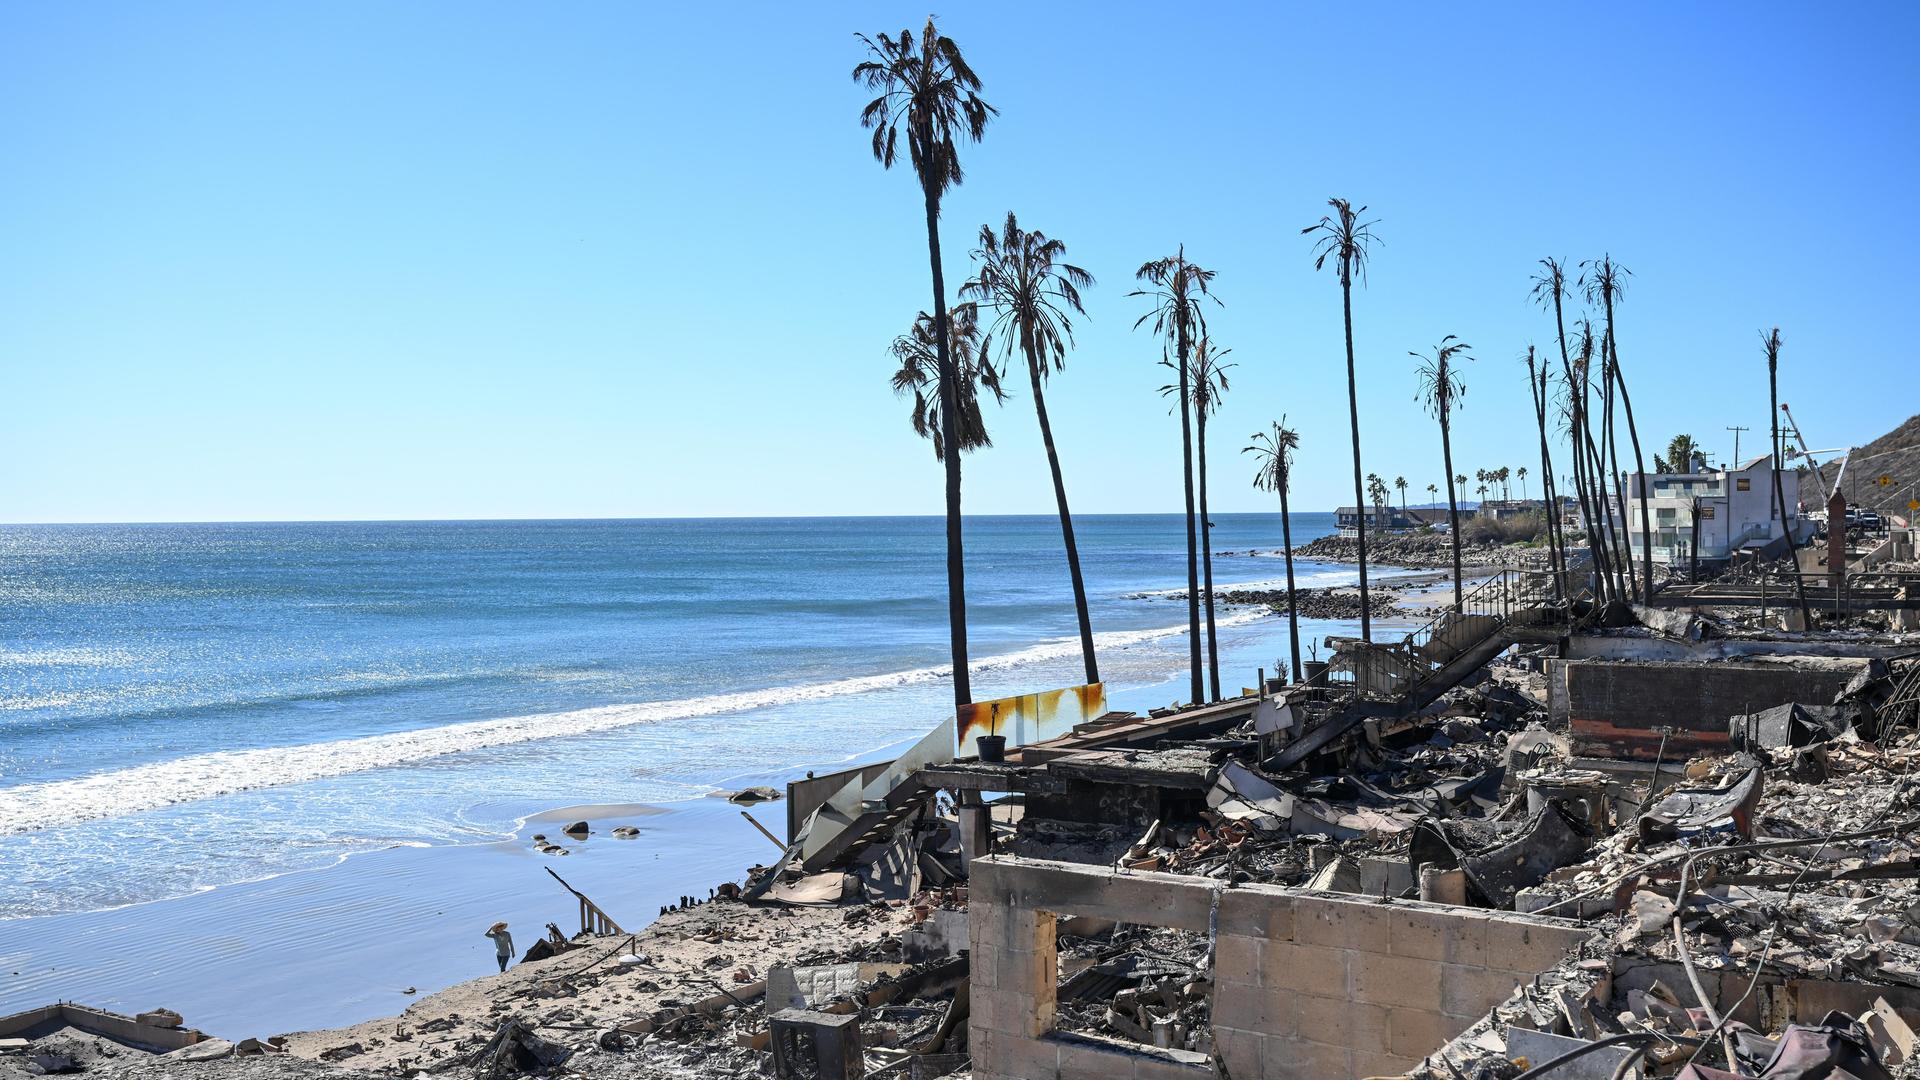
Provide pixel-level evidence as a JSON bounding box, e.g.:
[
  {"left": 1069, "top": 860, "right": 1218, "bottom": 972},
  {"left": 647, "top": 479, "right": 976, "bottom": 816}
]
[{"left": 969, "top": 856, "right": 1594, "bottom": 1080}]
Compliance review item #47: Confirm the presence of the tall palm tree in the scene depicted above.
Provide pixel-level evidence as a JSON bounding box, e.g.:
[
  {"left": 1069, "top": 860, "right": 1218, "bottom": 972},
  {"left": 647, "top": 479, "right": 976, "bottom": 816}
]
[
  {"left": 1517, "top": 466, "right": 1529, "bottom": 502},
  {"left": 1496, "top": 466, "right": 1511, "bottom": 502},
  {"left": 1763, "top": 328, "right": 1813, "bottom": 626},
  {"left": 1161, "top": 336, "right": 1233, "bottom": 700},
  {"left": 855, "top": 18, "right": 995, "bottom": 710},
  {"left": 1532, "top": 257, "right": 1610, "bottom": 602},
  {"left": 1395, "top": 476, "right": 1409, "bottom": 515},
  {"left": 1132, "top": 249, "right": 1220, "bottom": 705},
  {"left": 890, "top": 304, "right": 1001, "bottom": 460},
  {"left": 1414, "top": 336, "right": 1472, "bottom": 607},
  {"left": 1246, "top": 420, "right": 1302, "bottom": 683},
  {"left": 963, "top": 212, "right": 1101, "bottom": 685},
  {"left": 1303, "top": 198, "right": 1382, "bottom": 641},
  {"left": 1583, "top": 256, "right": 1653, "bottom": 601},
  {"left": 1426, "top": 482, "right": 1439, "bottom": 506}
]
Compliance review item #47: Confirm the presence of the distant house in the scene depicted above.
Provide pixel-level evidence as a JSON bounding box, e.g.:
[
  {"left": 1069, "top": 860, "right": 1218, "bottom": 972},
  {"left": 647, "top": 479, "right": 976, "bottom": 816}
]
[
  {"left": 1334, "top": 505, "right": 1423, "bottom": 536},
  {"left": 1625, "top": 456, "right": 1812, "bottom": 566}
]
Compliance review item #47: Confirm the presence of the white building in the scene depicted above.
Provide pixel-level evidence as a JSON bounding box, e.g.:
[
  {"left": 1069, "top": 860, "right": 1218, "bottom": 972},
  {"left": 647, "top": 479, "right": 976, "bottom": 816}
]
[{"left": 1624, "top": 456, "right": 1812, "bottom": 566}]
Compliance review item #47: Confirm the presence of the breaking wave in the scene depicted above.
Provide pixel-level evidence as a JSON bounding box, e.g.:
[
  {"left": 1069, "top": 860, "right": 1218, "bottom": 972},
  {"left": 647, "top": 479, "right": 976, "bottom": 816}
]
[{"left": 0, "top": 612, "right": 1264, "bottom": 837}]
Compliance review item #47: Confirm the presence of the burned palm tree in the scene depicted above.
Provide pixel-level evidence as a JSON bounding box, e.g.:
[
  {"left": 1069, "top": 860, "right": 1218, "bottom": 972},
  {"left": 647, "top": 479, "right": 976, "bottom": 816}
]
[
  {"left": 1763, "top": 328, "right": 1813, "bottom": 626},
  {"left": 1246, "top": 420, "right": 1303, "bottom": 683},
  {"left": 1582, "top": 255, "right": 1653, "bottom": 601},
  {"left": 1395, "top": 476, "right": 1409, "bottom": 516},
  {"left": 1413, "top": 336, "right": 1472, "bottom": 607},
  {"left": 855, "top": 17, "right": 995, "bottom": 708},
  {"left": 890, "top": 303, "right": 1001, "bottom": 460},
  {"left": 1525, "top": 347, "right": 1568, "bottom": 597},
  {"left": 963, "top": 212, "right": 1101, "bottom": 684},
  {"left": 1161, "top": 336, "right": 1233, "bottom": 701},
  {"left": 1133, "top": 249, "right": 1221, "bottom": 705},
  {"left": 1575, "top": 318, "right": 1629, "bottom": 598},
  {"left": 1304, "top": 198, "right": 1382, "bottom": 640},
  {"left": 1532, "top": 258, "right": 1610, "bottom": 602}
]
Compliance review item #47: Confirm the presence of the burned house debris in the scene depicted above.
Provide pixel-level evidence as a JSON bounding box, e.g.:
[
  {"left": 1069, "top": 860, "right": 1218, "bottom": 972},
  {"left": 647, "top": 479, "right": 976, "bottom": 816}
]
[{"left": 199, "top": 564, "right": 1920, "bottom": 1080}]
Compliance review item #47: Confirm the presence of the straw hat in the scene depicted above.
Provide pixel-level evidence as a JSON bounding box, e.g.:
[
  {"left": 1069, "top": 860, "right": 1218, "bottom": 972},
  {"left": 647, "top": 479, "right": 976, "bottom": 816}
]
[{"left": 488, "top": 921, "right": 508, "bottom": 933}]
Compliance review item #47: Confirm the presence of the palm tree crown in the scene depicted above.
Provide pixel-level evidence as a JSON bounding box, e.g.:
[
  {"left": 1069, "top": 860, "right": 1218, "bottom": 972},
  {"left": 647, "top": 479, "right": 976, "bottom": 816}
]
[
  {"left": 889, "top": 304, "right": 1001, "bottom": 460},
  {"left": 1414, "top": 336, "right": 1472, "bottom": 421},
  {"left": 854, "top": 19, "right": 995, "bottom": 197},
  {"left": 1303, "top": 198, "right": 1381, "bottom": 286},
  {"left": 1246, "top": 422, "right": 1299, "bottom": 494},
  {"left": 963, "top": 212, "right": 1093, "bottom": 379}
]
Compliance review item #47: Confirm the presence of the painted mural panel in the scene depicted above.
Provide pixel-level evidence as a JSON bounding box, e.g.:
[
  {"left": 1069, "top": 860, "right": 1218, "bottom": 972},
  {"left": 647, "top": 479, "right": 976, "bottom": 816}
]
[{"left": 954, "top": 682, "right": 1106, "bottom": 756}]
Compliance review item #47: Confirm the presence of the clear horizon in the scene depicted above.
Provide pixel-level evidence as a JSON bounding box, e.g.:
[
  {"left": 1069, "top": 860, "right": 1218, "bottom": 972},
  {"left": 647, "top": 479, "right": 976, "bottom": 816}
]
[{"left": 4, "top": 2, "right": 1915, "bottom": 524}]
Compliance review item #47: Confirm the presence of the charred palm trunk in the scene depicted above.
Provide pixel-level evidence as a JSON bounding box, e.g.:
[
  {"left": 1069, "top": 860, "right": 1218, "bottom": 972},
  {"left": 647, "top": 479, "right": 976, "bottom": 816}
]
[
  {"left": 1340, "top": 268, "right": 1372, "bottom": 641},
  {"left": 1025, "top": 332, "right": 1098, "bottom": 686},
  {"left": 1551, "top": 295, "right": 1609, "bottom": 603},
  {"left": 1278, "top": 470, "right": 1301, "bottom": 685},
  {"left": 1197, "top": 406, "right": 1220, "bottom": 702},
  {"left": 1440, "top": 405, "right": 1464, "bottom": 609},
  {"left": 1175, "top": 316, "right": 1204, "bottom": 704},
  {"left": 1603, "top": 294, "right": 1655, "bottom": 602},
  {"left": 1601, "top": 370, "right": 1635, "bottom": 600},
  {"left": 1527, "top": 356, "right": 1566, "bottom": 600},
  {"left": 922, "top": 181, "right": 970, "bottom": 708}
]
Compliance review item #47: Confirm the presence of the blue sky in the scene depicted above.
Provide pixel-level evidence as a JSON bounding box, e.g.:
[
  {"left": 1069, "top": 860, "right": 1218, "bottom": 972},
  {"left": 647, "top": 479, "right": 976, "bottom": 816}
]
[{"left": 3, "top": 2, "right": 1915, "bottom": 523}]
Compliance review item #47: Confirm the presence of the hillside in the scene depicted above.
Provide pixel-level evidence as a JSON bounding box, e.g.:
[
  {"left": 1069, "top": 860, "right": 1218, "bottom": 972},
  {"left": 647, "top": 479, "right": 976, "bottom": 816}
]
[{"left": 1796, "top": 412, "right": 1920, "bottom": 521}]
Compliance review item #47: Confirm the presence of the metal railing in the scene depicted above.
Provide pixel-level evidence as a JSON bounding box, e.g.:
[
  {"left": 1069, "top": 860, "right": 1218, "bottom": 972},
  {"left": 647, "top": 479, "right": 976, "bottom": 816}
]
[{"left": 1324, "top": 569, "right": 1572, "bottom": 700}]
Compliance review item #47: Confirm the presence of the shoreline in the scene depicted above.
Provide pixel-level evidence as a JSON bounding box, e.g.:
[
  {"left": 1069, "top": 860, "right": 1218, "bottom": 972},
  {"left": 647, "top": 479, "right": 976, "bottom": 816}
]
[{"left": 0, "top": 592, "right": 1374, "bottom": 1039}]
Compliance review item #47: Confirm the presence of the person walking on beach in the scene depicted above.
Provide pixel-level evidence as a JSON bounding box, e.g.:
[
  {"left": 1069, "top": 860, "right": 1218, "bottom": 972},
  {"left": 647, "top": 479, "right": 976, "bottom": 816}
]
[{"left": 485, "top": 922, "right": 514, "bottom": 973}]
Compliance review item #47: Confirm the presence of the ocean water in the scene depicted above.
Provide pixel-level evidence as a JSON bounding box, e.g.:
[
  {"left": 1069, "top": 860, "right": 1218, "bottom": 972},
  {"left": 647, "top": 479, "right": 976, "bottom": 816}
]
[{"left": 0, "top": 514, "right": 1380, "bottom": 1031}]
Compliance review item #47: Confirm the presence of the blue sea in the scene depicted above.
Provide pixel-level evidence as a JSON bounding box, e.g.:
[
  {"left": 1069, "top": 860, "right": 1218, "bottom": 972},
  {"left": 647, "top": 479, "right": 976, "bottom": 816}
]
[{"left": 0, "top": 513, "right": 1371, "bottom": 1032}]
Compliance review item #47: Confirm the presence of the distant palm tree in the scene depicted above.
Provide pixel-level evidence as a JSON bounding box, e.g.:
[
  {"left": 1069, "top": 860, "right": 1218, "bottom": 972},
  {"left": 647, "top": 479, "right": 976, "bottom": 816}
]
[
  {"left": 1133, "top": 249, "right": 1220, "bottom": 704},
  {"left": 1304, "top": 198, "right": 1382, "bottom": 641},
  {"left": 1763, "top": 328, "right": 1813, "bottom": 626},
  {"left": 890, "top": 304, "right": 1001, "bottom": 460},
  {"left": 855, "top": 17, "right": 996, "bottom": 710},
  {"left": 1582, "top": 255, "right": 1653, "bottom": 601},
  {"left": 1161, "top": 335, "right": 1233, "bottom": 700},
  {"left": 1496, "top": 466, "right": 1511, "bottom": 502},
  {"left": 1395, "top": 476, "right": 1409, "bottom": 515},
  {"left": 1426, "top": 482, "right": 1439, "bottom": 507},
  {"left": 1517, "top": 466, "right": 1529, "bottom": 502},
  {"left": 1414, "top": 336, "right": 1472, "bottom": 607},
  {"left": 1246, "top": 420, "right": 1302, "bottom": 683},
  {"left": 1367, "top": 473, "right": 1389, "bottom": 522},
  {"left": 963, "top": 212, "right": 1101, "bottom": 685},
  {"left": 1665, "top": 434, "right": 1699, "bottom": 474}
]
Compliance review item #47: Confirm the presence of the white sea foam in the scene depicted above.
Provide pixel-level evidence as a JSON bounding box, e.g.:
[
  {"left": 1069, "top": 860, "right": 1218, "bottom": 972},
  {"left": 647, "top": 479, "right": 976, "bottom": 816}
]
[{"left": 0, "top": 613, "right": 1262, "bottom": 837}]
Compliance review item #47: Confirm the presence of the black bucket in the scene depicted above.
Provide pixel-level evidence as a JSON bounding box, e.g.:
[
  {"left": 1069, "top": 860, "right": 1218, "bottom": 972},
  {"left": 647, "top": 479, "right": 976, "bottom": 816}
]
[
  {"left": 1302, "top": 660, "right": 1330, "bottom": 687},
  {"left": 975, "top": 735, "right": 1007, "bottom": 763}
]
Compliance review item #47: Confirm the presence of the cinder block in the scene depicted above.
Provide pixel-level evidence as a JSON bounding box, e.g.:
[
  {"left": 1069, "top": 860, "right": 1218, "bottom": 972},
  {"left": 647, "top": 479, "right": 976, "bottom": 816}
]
[
  {"left": 1216, "top": 889, "right": 1289, "bottom": 939},
  {"left": 1439, "top": 963, "right": 1526, "bottom": 1019},
  {"left": 1002, "top": 859, "right": 1215, "bottom": 932},
  {"left": 970, "top": 942, "right": 1004, "bottom": 990},
  {"left": 1056, "top": 1035, "right": 1138, "bottom": 1077},
  {"left": 1259, "top": 940, "right": 1351, "bottom": 999},
  {"left": 1387, "top": 1007, "right": 1466, "bottom": 1059},
  {"left": 1294, "top": 895, "right": 1393, "bottom": 951},
  {"left": 1209, "top": 1025, "right": 1264, "bottom": 1078},
  {"left": 1386, "top": 907, "right": 1489, "bottom": 967},
  {"left": 1483, "top": 915, "right": 1589, "bottom": 971},
  {"left": 1267, "top": 902, "right": 1295, "bottom": 942},
  {"left": 1350, "top": 950, "right": 1443, "bottom": 1011},
  {"left": 973, "top": 988, "right": 1042, "bottom": 1040},
  {"left": 1291, "top": 993, "right": 1387, "bottom": 1049},
  {"left": 969, "top": 1025, "right": 1004, "bottom": 1074},
  {"left": 1352, "top": 1048, "right": 1422, "bottom": 1079},
  {"left": 1002, "top": 1032, "right": 1063, "bottom": 1079},
  {"left": 1132, "top": 1049, "right": 1214, "bottom": 1079},
  {"left": 1213, "top": 935, "right": 1262, "bottom": 986},
  {"left": 1263, "top": 1034, "right": 1351, "bottom": 1079}
]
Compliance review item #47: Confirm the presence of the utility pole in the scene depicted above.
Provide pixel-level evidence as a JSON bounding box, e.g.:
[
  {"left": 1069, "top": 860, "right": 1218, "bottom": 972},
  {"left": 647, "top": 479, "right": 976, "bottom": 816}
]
[{"left": 1725, "top": 425, "right": 1750, "bottom": 468}]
